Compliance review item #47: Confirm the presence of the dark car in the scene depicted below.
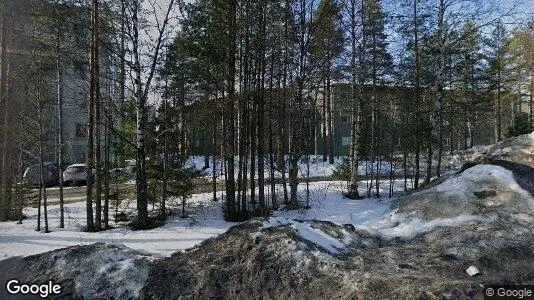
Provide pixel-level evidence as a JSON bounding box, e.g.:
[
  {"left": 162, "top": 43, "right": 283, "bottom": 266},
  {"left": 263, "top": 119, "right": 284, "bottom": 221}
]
[{"left": 22, "top": 163, "right": 60, "bottom": 187}]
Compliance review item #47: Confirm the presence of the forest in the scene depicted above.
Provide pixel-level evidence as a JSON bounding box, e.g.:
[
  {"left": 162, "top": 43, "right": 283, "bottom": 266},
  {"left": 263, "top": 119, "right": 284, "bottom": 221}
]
[
  {"left": 0, "top": 1, "right": 534, "bottom": 298},
  {"left": 0, "top": 0, "right": 532, "bottom": 231}
]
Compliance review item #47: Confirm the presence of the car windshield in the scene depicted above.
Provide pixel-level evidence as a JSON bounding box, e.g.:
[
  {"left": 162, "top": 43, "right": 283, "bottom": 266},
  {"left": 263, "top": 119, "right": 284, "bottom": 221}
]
[{"left": 67, "top": 166, "right": 86, "bottom": 173}]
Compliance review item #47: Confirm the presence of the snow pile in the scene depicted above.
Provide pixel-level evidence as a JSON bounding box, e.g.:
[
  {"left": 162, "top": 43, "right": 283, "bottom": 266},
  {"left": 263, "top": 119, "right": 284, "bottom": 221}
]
[
  {"left": 261, "top": 210, "right": 485, "bottom": 244},
  {"left": 51, "top": 244, "right": 150, "bottom": 299},
  {"left": 442, "top": 132, "right": 534, "bottom": 170},
  {"left": 0, "top": 244, "right": 152, "bottom": 299},
  {"left": 435, "top": 164, "right": 531, "bottom": 199},
  {"left": 259, "top": 164, "right": 532, "bottom": 243},
  {"left": 394, "top": 164, "right": 534, "bottom": 220}
]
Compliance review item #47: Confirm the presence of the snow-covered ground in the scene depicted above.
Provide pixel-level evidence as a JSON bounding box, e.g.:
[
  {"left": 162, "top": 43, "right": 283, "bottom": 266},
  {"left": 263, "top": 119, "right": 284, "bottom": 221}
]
[
  {"left": 0, "top": 172, "right": 496, "bottom": 261},
  {"left": 3, "top": 162, "right": 531, "bottom": 260},
  {"left": 0, "top": 192, "right": 234, "bottom": 260},
  {"left": 187, "top": 155, "right": 404, "bottom": 181}
]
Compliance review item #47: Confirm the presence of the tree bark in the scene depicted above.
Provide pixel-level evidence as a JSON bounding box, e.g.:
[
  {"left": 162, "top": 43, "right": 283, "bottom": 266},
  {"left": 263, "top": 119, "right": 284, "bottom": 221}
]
[
  {"left": 86, "top": 0, "right": 97, "bottom": 232},
  {"left": 94, "top": 1, "right": 102, "bottom": 231},
  {"left": 257, "top": 2, "right": 266, "bottom": 215},
  {"left": 413, "top": 0, "right": 421, "bottom": 189},
  {"left": 224, "top": 0, "right": 237, "bottom": 221},
  {"left": 347, "top": 0, "right": 360, "bottom": 199},
  {"left": 38, "top": 83, "right": 49, "bottom": 233},
  {"left": 56, "top": 30, "right": 65, "bottom": 228},
  {"left": 326, "top": 67, "right": 334, "bottom": 165}
]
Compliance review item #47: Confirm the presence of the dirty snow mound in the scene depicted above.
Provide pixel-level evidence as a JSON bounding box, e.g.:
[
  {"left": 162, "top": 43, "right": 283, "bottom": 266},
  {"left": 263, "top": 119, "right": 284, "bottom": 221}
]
[
  {"left": 140, "top": 216, "right": 534, "bottom": 299},
  {"left": 442, "top": 132, "right": 534, "bottom": 170},
  {"left": 0, "top": 243, "right": 151, "bottom": 299},
  {"left": 394, "top": 164, "right": 534, "bottom": 221}
]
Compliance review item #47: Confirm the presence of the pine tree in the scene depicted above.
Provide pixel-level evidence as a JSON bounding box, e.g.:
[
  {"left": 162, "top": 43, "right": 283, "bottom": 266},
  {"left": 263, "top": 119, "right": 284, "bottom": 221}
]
[
  {"left": 309, "top": 0, "right": 344, "bottom": 165},
  {"left": 485, "top": 21, "right": 511, "bottom": 143},
  {"left": 361, "top": 0, "right": 392, "bottom": 197}
]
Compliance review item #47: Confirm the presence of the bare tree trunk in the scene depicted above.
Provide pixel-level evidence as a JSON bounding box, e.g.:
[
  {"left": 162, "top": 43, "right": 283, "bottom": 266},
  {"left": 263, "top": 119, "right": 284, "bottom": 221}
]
[
  {"left": 17, "top": 145, "right": 23, "bottom": 224},
  {"left": 0, "top": 2, "right": 5, "bottom": 222},
  {"left": 38, "top": 85, "right": 49, "bottom": 233},
  {"left": 212, "top": 118, "right": 218, "bottom": 202},
  {"left": 327, "top": 67, "right": 334, "bottom": 165},
  {"left": 288, "top": 0, "right": 307, "bottom": 208},
  {"left": 118, "top": 0, "right": 126, "bottom": 163},
  {"left": 161, "top": 71, "right": 168, "bottom": 218},
  {"left": 435, "top": 0, "right": 446, "bottom": 179},
  {"left": 347, "top": 0, "right": 360, "bottom": 199},
  {"left": 425, "top": 108, "right": 433, "bottom": 185},
  {"left": 495, "top": 69, "right": 502, "bottom": 142},
  {"left": 322, "top": 79, "right": 327, "bottom": 162},
  {"left": 129, "top": 0, "right": 175, "bottom": 228},
  {"left": 56, "top": 30, "right": 65, "bottom": 228},
  {"left": 257, "top": 2, "right": 266, "bottom": 215},
  {"left": 249, "top": 101, "right": 255, "bottom": 213},
  {"left": 104, "top": 107, "right": 110, "bottom": 229},
  {"left": 413, "top": 0, "right": 421, "bottom": 189},
  {"left": 268, "top": 50, "right": 276, "bottom": 210},
  {"left": 86, "top": 0, "right": 97, "bottom": 232},
  {"left": 132, "top": 0, "right": 149, "bottom": 228},
  {"left": 94, "top": 2, "right": 102, "bottom": 230},
  {"left": 237, "top": 98, "right": 246, "bottom": 217},
  {"left": 279, "top": 0, "right": 290, "bottom": 206},
  {"left": 225, "top": 0, "right": 237, "bottom": 221},
  {"left": 0, "top": 9, "right": 10, "bottom": 222}
]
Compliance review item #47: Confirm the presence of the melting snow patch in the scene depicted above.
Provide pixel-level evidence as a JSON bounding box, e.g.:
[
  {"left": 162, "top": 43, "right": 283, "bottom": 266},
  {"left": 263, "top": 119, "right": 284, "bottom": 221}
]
[
  {"left": 291, "top": 222, "right": 347, "bottom": 254},
  {"left": 258, "top": 217, "right": 350, "bottom": 255},
  {"left": 374, "top": 213, "right": 485, "bottom": 239}
]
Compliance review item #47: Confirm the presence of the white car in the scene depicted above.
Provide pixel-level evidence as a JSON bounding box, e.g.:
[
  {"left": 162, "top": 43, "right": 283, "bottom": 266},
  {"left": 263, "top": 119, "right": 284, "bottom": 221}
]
[{"left": 63, "top": 163, "right": 96, "bottom": 186}]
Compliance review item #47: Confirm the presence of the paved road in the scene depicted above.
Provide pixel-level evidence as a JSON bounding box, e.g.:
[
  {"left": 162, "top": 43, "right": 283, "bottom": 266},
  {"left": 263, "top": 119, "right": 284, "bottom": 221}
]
[{"left": 27, "top": 174, "right": 408, "bottom": 206}]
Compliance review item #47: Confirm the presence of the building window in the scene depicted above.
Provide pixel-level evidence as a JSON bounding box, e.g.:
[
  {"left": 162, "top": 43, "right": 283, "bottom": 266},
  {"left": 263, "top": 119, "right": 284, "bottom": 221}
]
[
  {"left": 75, "top": 124, "right": 86, "bottom": 139},
  {"left": 442, "top": 138, "right": 451, "bottom": 147},
  {"left": 76, "top": 91, "right": 87, "bottom": 108}
]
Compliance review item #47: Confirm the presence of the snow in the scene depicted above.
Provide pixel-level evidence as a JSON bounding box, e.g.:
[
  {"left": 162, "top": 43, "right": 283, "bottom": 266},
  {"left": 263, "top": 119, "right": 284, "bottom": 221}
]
[
  {"left": 436, "top": 164, "right": 531, "bottom": 199},
  {"left": 1, "top": 164, "right": 530, "bottom": 261},
  {"left": 441, "top": 131, "right": 534, "bottom": 170},
  {"left": 57, "top": 245, "right": 151, "bottom": 299},
  {"left": 260, "top": 181, "right": 485, "bottom": 243},
  {"left": 186, "top": 155, "right": 403, "bottom": 182},
  {"left": 291, "top": 221, "right": 348, "bottom": 254},
  {"left": 0, "top": 192, "right": 234, "bottom": 260},
  {"left": 375, "top": 213, "right": 485, "bottom": 238},
  {"left": 260, "top": 217, "right": 351, "bottom": 254}
]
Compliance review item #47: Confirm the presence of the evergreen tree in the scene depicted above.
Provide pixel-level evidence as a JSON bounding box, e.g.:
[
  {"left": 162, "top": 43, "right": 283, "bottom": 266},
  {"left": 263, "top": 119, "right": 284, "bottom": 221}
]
[{"left": 485, "top": 21, "right": 513, "bottom": 143}]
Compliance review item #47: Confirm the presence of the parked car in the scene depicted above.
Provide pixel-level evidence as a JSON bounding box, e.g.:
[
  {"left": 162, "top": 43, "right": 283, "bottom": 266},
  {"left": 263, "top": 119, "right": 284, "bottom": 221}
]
[
  {"left": 22, "top": 163, "right": 60, "bottom": 187},
  {"left": 63, "top": 163, "right": 96, "bottom": 186}
]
